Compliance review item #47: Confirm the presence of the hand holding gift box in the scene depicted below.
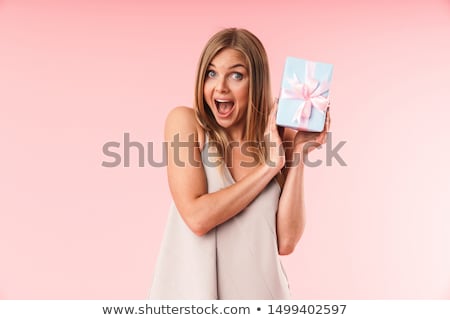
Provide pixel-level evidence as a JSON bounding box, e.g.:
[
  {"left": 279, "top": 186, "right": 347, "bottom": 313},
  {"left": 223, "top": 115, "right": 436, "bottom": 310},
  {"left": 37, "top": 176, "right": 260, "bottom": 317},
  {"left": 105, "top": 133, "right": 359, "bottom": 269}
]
[{"left": 276, "top": 57, "right": 333, "bottom": 132}]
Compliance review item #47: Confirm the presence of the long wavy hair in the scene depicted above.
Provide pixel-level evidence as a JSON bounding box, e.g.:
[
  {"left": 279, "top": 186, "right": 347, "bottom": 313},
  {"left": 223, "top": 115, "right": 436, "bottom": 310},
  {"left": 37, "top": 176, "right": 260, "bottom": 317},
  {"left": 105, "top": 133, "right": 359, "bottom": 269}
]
[{"left": 194, "top": 28, "right": 273, "bottom": 172}]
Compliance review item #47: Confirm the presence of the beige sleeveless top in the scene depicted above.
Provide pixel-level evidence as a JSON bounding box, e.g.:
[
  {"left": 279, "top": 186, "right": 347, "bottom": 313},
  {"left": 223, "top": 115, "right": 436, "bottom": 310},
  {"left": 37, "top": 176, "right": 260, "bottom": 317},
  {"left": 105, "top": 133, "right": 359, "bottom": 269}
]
[{"left": 150, "top": 135, "right": 290, "bottom": 299}]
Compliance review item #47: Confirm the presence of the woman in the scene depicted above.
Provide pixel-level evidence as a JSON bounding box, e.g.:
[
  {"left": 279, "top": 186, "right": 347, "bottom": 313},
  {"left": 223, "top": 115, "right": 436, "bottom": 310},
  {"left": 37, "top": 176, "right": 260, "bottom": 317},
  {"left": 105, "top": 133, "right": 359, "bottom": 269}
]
[{"left": 150, "top": 28, "right": 329, "bottom": 299}]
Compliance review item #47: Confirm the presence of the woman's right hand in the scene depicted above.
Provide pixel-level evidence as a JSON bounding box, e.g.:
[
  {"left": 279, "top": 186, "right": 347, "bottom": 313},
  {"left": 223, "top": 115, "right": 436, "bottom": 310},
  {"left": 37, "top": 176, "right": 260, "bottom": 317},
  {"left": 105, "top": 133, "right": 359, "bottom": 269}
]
[{"left": 264, "top": 100, "right": 285, "bottom": 172}]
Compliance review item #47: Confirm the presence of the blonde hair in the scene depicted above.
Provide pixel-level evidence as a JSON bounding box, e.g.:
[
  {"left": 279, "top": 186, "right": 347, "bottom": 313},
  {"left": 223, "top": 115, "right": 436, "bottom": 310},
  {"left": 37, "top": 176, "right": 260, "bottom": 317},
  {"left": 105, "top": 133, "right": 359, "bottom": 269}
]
[{"left": 194, "top": 28, "right": 273, "bottom": 170}]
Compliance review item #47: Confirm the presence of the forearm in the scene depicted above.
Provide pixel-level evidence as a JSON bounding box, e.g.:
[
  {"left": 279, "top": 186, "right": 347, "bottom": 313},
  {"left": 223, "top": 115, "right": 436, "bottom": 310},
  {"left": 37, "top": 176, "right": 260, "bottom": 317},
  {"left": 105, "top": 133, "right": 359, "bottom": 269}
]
[
  {"left": 185, "top": 163, "right": 279, "bottom": 236},
  {"left": 276, "top": 150, "right": 306, "bottom": 255}
]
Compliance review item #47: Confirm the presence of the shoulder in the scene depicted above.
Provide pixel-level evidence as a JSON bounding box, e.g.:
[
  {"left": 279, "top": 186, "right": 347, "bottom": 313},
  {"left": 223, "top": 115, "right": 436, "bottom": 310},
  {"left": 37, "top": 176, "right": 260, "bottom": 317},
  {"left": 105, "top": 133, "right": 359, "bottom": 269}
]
[
  {"left": 165, "top": 106, "right": 196, "bottom": 127},
  {"left": 164, "top": 106, "right": 206, "bottom": 149}
]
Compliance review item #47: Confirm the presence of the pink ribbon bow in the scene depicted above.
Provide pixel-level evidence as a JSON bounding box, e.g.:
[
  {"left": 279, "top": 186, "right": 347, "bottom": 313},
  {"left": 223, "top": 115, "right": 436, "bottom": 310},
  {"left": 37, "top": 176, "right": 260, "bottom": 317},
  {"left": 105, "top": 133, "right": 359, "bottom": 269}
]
[{"left": 281, "top": 61, "right": 330, "bottom": 126}]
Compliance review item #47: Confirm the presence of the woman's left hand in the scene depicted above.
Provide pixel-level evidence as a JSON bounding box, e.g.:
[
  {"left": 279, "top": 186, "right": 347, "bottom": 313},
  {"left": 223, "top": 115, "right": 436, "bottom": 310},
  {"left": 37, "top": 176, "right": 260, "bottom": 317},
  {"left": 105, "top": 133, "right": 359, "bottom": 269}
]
[{"left": 294, "top": 108, "right": 331, "bottom": 154}]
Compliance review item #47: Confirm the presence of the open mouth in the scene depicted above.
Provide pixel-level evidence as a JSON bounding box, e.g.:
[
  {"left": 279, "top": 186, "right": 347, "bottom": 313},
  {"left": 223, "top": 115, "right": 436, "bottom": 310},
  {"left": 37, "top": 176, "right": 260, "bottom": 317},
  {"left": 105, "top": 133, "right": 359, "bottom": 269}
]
[{"left": 214, "top": 99, "right": 235, "bottom": 117}]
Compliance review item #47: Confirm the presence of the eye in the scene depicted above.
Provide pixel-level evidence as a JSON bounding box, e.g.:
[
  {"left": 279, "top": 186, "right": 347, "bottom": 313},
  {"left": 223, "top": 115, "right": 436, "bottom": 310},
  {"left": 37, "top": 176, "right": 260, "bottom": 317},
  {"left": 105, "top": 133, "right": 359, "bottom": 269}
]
[
  {"left": 231, "top": 72, "right": 243, "bottom": 80},
  {"left": 206, "top": 70, "right": 216, "bottom": 78}
]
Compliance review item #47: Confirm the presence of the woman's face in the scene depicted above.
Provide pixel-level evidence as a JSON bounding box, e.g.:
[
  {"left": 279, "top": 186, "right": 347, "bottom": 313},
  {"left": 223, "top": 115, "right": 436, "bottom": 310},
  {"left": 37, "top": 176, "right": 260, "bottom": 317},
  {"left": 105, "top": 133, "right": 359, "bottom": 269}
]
[{"left": 203, "top": 48, "right": 249, "bottom": 136}]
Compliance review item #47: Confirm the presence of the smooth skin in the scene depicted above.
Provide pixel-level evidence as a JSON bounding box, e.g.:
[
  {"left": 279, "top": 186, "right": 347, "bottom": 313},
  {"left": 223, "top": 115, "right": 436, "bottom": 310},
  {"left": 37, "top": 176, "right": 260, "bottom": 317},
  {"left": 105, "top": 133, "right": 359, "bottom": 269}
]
[{"left": 165, "top": 48, "right": 330, "bottom": 255}]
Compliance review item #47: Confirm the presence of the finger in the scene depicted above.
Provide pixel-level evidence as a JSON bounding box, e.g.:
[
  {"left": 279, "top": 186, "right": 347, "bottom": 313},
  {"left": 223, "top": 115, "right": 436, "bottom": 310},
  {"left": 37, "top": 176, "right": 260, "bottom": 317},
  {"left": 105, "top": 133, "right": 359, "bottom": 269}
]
[
  {"left": 319, "top": 124, "right": 329, "bottom": 142},
  {"left": 306, "top": 141, "right": 321, "bottom": 153},
  {"left": 315, "top": 131, "right": 325, "bottom": 145},
  {"left": 265, "top": 100, "right": 278, "bottom": 134},
  {"left": 271, "top": 98, "right": 278, "bottom": 119},
  {"left": 324, "top": 110, "right": 331, "bottom": 132},
  {"left": 270, "top": 100, "right": 279, "bottom": 129},
  {"left": 321, "top": 132, "right": 328, "bottom": 145}
]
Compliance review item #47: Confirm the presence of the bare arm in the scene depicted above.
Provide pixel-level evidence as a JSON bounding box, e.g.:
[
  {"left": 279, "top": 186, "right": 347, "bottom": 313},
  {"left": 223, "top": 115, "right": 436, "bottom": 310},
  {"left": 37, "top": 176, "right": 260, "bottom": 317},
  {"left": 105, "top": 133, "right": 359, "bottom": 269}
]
[
  {"left": 276, "top": 111, "right": 330, "bottom": 255},
  {"left": 165, "top": 106, "right": 284, "bottom": 236}
]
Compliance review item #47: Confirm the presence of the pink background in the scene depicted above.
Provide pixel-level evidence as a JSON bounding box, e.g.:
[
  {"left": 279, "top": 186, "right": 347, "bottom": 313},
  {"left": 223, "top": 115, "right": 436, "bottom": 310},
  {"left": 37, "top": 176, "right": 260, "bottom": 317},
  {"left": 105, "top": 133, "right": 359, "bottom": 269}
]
[{"left": 1, "top": 0, "right": 449, "bottom": 299}]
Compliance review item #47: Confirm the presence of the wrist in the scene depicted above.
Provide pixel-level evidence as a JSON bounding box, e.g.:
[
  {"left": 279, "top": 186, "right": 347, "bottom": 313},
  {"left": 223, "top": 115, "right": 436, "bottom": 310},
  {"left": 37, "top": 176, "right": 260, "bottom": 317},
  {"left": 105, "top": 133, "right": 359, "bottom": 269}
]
[
  {"left": 286, "top": 153, "right": 305, "bottom": 169},
  {"left": 262, "top": 159, "right": 284, "bottom": 177},
  {"left": 293, "top": 144, "right": 307, "bottom": 157}
]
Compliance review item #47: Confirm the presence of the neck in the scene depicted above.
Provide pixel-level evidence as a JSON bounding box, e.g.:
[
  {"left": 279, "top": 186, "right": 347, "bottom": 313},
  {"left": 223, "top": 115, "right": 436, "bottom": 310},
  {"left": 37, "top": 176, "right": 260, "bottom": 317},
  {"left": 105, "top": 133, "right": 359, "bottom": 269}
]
[{"left": 225, "top": 124, "right": 246, "bottom": 143}]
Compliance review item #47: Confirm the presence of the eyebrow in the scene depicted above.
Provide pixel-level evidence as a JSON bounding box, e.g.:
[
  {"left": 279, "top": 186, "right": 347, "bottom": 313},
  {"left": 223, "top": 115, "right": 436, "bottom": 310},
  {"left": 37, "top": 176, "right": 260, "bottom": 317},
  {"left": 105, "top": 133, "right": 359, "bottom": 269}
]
[{"left": 208, "top": 63, "right": 247, "bottom": 70}]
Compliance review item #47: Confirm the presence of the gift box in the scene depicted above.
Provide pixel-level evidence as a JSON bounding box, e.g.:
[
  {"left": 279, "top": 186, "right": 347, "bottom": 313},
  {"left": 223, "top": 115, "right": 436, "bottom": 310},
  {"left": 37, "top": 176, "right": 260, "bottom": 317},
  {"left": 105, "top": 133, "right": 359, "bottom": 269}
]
[{"left": 276, "top": 57, "right": 333, "bottom": 132}]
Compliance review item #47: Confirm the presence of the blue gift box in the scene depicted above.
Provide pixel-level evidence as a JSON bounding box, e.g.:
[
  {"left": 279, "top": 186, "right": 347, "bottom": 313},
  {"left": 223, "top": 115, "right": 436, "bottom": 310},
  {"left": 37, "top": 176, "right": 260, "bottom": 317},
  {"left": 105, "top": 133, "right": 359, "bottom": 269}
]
[{"left": 276, "top": 57, "right": 333, "bottom": 132}]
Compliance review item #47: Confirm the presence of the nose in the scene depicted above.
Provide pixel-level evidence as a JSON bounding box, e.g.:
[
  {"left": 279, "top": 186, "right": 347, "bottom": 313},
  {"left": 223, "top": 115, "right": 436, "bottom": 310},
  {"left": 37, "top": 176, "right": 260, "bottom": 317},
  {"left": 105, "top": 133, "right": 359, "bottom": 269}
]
[{"left": 215, "top": 76, "right": 229, "bottom": 93}]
